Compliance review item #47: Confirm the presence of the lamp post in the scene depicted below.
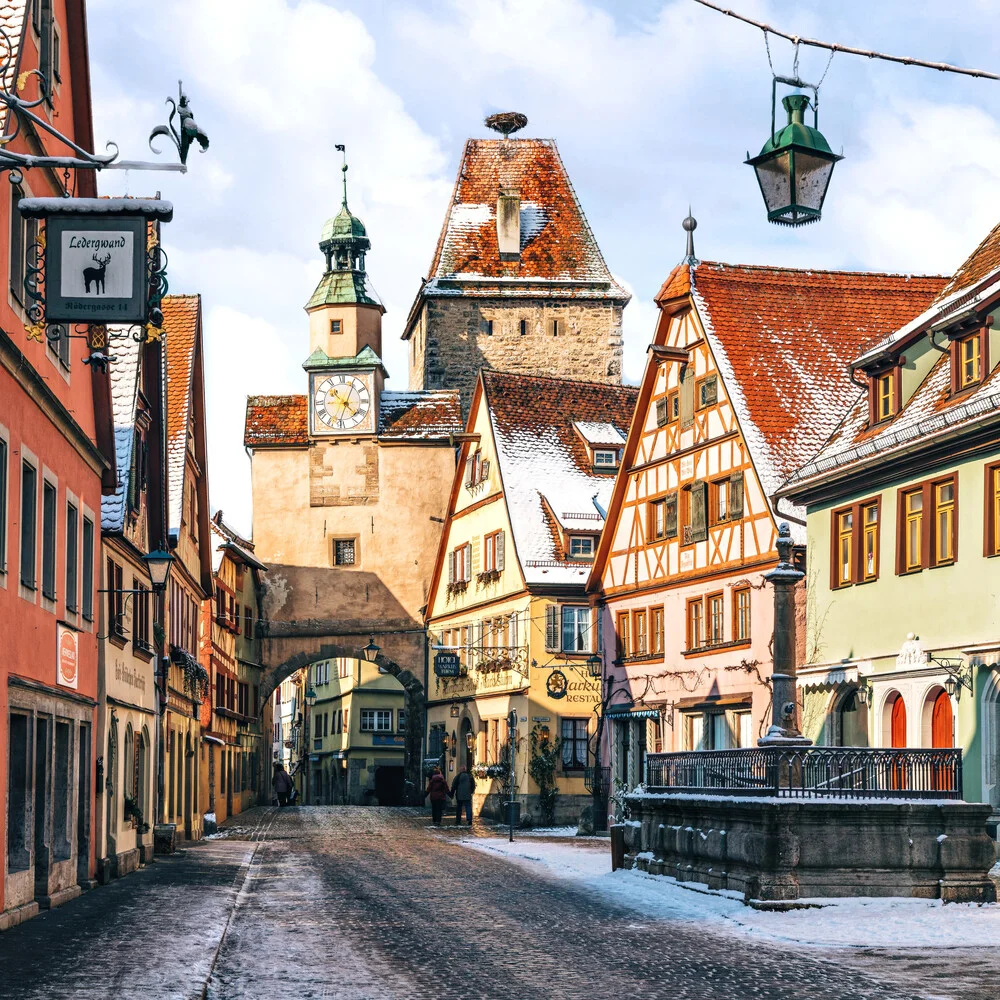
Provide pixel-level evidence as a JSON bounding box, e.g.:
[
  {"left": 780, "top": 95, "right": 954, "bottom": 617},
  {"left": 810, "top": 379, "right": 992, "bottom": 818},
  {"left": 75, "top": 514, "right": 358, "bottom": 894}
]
[
  {"left": 746, "top": 90, "right": 842, "bottom": 227},
  {"left": 586, "top": 652, "right": 607, "bottom": 834},
  {"left": 507, "top": 708, "right": 518, "bottom": 843},
  {"left": 304, "top": 685, "right": 317, "bottom": 805}
]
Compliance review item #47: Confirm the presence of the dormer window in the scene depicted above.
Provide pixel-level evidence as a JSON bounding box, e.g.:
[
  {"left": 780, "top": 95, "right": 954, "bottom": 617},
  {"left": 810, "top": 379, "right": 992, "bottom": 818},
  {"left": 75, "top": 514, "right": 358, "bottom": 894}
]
[
  {"left": 869, "top": 366, "right": 899, "bottom": 424},
  {"left": 593, "top": 449, "right": 619, "bottom": 470},
  {"left": 955, "top": 331, "right": 984, "bottom": 391},
  {"left": 568, "top": 535, "right": 595, "bottom": 559}
]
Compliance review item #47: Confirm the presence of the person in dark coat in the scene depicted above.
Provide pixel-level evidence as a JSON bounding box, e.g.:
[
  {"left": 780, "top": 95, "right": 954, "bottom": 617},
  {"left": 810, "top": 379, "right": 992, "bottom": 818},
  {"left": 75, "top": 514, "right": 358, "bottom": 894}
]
[
  {"left": 274, "top": 762, "right": 293, "bottom": 807},
  {"left": 450, "top": 766, "right": 476, "bottom": 825},
  {"left": 424, "top": 767, "right": 450, "bottom": 825}
]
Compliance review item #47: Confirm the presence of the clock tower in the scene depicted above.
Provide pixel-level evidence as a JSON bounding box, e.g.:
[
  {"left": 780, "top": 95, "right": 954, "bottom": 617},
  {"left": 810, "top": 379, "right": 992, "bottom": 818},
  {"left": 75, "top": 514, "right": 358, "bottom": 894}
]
[{"left": 304, "top": 158, "right": 386, "bottom": 437}]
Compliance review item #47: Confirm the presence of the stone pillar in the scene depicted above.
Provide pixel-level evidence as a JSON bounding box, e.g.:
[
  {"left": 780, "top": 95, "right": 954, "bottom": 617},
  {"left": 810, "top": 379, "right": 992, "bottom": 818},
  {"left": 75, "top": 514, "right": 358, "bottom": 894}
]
[{"left": 759, "top": 522, "right": 811, "bottom": 747}]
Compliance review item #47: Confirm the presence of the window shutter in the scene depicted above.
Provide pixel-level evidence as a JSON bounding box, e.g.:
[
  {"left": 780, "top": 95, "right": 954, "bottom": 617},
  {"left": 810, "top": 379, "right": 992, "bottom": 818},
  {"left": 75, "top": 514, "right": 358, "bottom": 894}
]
[
  {"left": 729, "top": 471, "right": 745, "bottom": 519},
  {"left": 447, "top": 550, "right": 455, "bottom": 585},
  {"left": 545, "top": 605, "right": 559, "bottom": 651},
  {"left": 665, "top": 491, "right": 678, "bottom": 538},
  {"left": 496, "top": 530, "right": 505, "bottom": 571},
  {"left": 463, "top": 543, "right": 472, "bottom": 581},
  {"left": 691, "top": 480, "right": 708, "bottom": 542},
  {"left": 464, "top": 455, "right": 474, "bottom": 486},
  {"left": 655, "top": 397, "right": 667, "bottom": 427},
  {"left": 471, "top": 536, "right": 481, "bottom": 576},
  {"left": 481, "top": 458, "right": 490, "bottom": 483},
  {"left": 701, "top": 375, "right": 718, "bottom": 407},
  {"left": 680, "top": 366, "right": 695, "bottom": 429}
]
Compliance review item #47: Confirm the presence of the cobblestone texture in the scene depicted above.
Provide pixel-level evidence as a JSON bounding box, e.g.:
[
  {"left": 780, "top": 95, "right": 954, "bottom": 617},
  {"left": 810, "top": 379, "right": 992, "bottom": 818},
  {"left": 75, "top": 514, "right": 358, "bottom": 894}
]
[{"left": 0, "top": 807, "right": 990, "bottom": 999}]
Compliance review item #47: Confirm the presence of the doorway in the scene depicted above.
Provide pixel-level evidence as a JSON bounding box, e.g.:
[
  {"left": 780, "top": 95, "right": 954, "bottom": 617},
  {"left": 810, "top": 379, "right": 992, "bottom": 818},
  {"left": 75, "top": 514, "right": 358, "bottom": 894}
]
[
  {"left": 183, "top": 734, "right": 193, "bottom": 840},
  {"left": 931, "top": 690, "right": 953, "bottom": 748},
  {"left": 33, "top": 715, "right": 51, "bottom": 896},
  {"left": 890, "top": 695, "right": 907, "bottom": 748},
  {"left": 374, "top": 766, "right": 404, "bottom": 806},
  {"left": 461, "top": 717, "right": 475, "bottom": 772},
  {"left": 76, "top": 724, "right": 91, "bottom": 885}
]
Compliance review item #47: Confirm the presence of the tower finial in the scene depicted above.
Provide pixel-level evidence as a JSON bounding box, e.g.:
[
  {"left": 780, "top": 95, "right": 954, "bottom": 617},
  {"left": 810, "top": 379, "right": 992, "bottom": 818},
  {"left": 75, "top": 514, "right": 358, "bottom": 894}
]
[
  {"left": 682, "top": 208, "right": 698, "bottom": 265},
  {"left": 336, "top": 143, "right": 348, "bottom": 208}
]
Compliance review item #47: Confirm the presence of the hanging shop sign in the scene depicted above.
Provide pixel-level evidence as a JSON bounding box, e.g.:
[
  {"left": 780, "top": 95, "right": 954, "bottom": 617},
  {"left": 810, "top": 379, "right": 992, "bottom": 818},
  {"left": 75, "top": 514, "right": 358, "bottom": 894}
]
[
  {"left": 57, "top": 624, "right": 79, "bottom": 690},
  {"left": 545, "top": 669, "right": 568, "bottom": 700},
  {"left": 434, "top": 652, "right": 461, "bottom": 677},
  {"left": 18, "top": 197, "right": 174, "bottom": 325}
]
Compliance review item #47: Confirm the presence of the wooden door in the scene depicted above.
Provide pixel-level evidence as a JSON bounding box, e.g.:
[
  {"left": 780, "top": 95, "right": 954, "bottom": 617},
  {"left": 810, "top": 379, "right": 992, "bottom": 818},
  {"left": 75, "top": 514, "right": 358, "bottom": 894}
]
[
  {"left": 931, "top": 691, "right": 953, "bottom": 748},
  {"left": 890, "top": 696, "right": 907, "bottom": 748}
]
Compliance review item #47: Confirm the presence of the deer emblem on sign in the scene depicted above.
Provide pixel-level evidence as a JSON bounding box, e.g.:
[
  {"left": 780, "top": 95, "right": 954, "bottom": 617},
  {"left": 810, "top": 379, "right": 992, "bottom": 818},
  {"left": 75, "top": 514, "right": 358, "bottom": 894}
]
[{"left": 83, "top": 253, "right": 112, "bottom": 294}]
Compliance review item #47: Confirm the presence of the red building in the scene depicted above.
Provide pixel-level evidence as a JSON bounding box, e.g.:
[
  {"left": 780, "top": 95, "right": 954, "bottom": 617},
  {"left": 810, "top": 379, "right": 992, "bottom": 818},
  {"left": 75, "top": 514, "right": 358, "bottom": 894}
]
[{"left": 0, "top": 1, "right": 111, "bottom": 929}]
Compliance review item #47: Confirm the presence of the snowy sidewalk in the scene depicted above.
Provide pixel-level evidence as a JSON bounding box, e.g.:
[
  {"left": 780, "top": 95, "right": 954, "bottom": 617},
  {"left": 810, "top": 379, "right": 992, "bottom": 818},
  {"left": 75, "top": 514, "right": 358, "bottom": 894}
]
[{"left": 455, "top": 832, "right": 1000, "bottom": 950}]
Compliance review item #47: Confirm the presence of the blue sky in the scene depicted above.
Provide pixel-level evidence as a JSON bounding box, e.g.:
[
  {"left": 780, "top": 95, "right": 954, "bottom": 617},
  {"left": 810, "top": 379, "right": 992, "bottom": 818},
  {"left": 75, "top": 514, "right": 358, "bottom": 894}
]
[{"left": 87, "top": 0, "right": 1000, "bottom": 535}]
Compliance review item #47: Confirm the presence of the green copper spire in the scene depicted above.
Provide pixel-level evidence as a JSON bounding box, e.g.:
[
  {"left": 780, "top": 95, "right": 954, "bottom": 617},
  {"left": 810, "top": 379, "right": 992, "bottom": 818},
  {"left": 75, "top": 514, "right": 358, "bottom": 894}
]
[{"left": 307, "top": 145, "right": 382, "bottom": 311}]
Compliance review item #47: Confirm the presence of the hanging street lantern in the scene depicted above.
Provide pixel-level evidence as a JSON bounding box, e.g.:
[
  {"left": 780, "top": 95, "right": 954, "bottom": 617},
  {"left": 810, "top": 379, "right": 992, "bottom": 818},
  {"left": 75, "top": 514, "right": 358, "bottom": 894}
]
[
  {"left": 746, "top": 91, "right": 842, "bottom": 226},
  {"left": 361, "top": 635, "right": 381, "bottom": 663}
]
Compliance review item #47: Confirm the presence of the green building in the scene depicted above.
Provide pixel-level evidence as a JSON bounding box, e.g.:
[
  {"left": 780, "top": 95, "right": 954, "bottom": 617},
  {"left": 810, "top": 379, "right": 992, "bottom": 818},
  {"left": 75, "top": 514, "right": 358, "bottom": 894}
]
[
  {"left": 303, "top": 657, "right": 407, "bottom": 806},
  {"left": 780, "top": 222, "right": 1000, "bottom": 831}
]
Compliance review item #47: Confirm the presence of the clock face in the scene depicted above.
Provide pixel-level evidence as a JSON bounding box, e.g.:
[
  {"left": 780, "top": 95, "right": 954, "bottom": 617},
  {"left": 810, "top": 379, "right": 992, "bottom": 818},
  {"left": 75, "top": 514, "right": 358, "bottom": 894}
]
[{"left": 313, "top": 373, "right": 372, "bottom": 432}]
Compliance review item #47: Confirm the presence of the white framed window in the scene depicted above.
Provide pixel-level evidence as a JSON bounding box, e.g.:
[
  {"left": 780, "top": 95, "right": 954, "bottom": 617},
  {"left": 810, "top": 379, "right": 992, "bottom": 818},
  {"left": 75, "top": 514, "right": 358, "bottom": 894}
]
[
  {"left": 360, "top": 709, "right": 393, "bottom": 732},
  {"left": 568, "top": 535, "right": 594, "bottom": 558},
  {"left": 594, "top": 449, "right": 618, "bottom": 469},
  {"left": 561, "top": 606, "right": 591, "bottom": 653}
]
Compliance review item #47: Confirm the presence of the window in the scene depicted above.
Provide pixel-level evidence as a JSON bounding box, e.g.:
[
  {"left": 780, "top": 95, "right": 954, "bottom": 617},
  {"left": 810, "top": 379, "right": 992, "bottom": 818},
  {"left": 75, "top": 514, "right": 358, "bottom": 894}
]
[
  {"left": 398, "top": 709, "right": 406, "bottom": 733},
  {"left": 486, "top": 319, "right": 493, "bottom": 336},
  {"left": 875, "top": 371, "right": 897, "bottom": 422},
  {"left": 616, "top": 611, "right": 630, "bottom": 658},
  {"left": 51, "top": 26, "right": 60, "bottom": 82},
  {"left": 832, "top": 498, "right": 881, "bottom": 587},
  {"left": 133, "top": 584, "right": 151, "bottom": 651},
  {"left": 561, "top": 606, "right": 591, "bottom": 653},
  {"left": 552, "top": 319, "right": 559, "bottom": 337},
  {"left": 568, "top": 535, "right": 594, "bottom": 558},
  {"left": 711, "top": 478, "right": 729, "bottom": 524},
  {"left": 934, "top": 480, "right": 955, "bottom": 565},
  {"left": 836, "top": 509, "right": 854, "bottom": 587},
  {"left": 896, "top": 476, "right": 957, "bottom": 574},
  {"left": 955, "top": 331, "right": 984, "bottom": 390},
  {"left": 10, "top": 186, "right": 37, "bottom": 307},
  {"left": 0, "top": 436, "right": 6, "bottom": 573},
  {"left": 710, "top": 712, "right": 732, "bottom": 750},
  {"left": 65, "top": 502, "right": 77, "bottom": 611},
  {"left": 107, "top": 558, "right": 125, "bottom": 639},
  {"left": 332, "top": 538, "right": 356, "bottom": 566},
  {"left": 684, "top": 713, "right": 705, "bottom": 751},
  {"left": 649, "top": 498, "right": 666, "bottom": 540},
  {"left": 330, "top": 319, "right": 341, "bottom": 334},
  {"left": 484, "top": 530, "right": 505, "bottom": 572},
  {"left": 734, "top": 587, "right": 751, "bottom": 642},
  {"left": 632, "top": 610, "right": 648, "bottom": 655},
  {"left": 82, "top": 516, "right": 94, "bottom": 620},
  {"left": 561, "top": 719, "right": 589, "bottom": 769},
  {"left": 655, "top": 392, "right": 680, "bottom": 427},
  {"left": 697, "top": 374, "right": 718, "bottom": 409},
  {"left": 650, "top": 606, "right": 664, "bottom": 656},
  {"left": 519, "top": 319, "right": 527, "bottom": 336},
  {"left": 986, "top": 462, "right": 1000, "bottom": 557},
  {"left": 686, "top": 598, "right": 703, "bottom": 649},
  {"left": 464, "top": 450, "right": 489, "bottom": 487},
  {"left": 450, "top": 543, "right": 472, "bottom": 585},
  {"left": 360, "top": 709, "right": 393, "bottom": 732},
  {"left": 707, "top": 593, "right": 724, "bottom": 645},
  {"left": 593, "top": 449, "right": 618, "bottom": 470},
  {"left": 20, "top": 460, "right": 36, "bottom": 589},
  {"left": 683, "top": 481, "right": 708, "bottom": 544}
]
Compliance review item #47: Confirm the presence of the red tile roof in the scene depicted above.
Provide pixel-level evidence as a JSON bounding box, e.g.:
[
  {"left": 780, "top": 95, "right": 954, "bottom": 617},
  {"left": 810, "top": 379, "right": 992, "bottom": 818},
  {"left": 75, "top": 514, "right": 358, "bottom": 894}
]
[
  {"left": 934, "top": 219, "right": 1000, "bottom": 304},
  {"left": 244, "top": 391, "right": 462, "bottom": 447},
  {"left": 417, "top": 138, "right": 627, "bottom": 303},
  {"left": 688, "top": 262, "right": 945, "bottom": 499}
]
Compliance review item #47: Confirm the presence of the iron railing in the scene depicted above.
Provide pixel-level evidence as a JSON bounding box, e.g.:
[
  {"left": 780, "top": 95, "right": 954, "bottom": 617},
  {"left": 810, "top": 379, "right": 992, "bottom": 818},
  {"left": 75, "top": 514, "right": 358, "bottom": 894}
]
[{"left": 644, "top": 747, "right": 964, "bottom": 800}]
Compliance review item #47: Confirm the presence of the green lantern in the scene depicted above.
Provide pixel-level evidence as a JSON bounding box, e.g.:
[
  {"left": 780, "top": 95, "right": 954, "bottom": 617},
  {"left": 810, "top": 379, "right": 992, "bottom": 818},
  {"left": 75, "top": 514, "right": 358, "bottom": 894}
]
[{"left": 746, "top": 92, "right": 842, "bottom": 226}]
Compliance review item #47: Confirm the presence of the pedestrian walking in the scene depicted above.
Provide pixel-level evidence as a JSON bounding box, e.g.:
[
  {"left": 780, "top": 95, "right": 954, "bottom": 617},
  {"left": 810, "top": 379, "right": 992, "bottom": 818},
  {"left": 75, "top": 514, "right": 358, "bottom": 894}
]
[
  {"left": 424, "top": 767, "right": 451, "bottom": 825},
  {"left": 274, "top": 762, "right": 293, "bottom": 807},
  {"left": 450, "top": 765, "right": 476, "bottom": 825}
]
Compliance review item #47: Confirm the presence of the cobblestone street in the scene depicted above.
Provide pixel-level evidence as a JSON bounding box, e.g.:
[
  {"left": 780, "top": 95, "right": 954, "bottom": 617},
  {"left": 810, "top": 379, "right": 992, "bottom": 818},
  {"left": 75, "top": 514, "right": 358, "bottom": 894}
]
[{"left": 0, "top": 807, "right": 991, "bottom": 1000}]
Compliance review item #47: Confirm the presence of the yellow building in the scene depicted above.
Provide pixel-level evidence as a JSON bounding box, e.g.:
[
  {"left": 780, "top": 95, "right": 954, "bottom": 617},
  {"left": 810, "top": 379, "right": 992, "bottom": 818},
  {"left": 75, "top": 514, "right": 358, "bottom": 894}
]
[
  {"left": 425, "top": 371, "right": 637, "bottom": 825},
  {"left": 303, "top": 657, "right": 406, "bottom": 805}
]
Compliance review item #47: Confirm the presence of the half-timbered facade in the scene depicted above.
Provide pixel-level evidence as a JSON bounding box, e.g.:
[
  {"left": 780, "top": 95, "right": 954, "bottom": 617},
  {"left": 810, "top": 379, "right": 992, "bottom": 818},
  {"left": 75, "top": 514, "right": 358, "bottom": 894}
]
[
  {"left": 588, "top": 246, "right": 944, "bottom": 798},
  {"left": 425, "top": 371, "right": 637, "bottom": 824}
]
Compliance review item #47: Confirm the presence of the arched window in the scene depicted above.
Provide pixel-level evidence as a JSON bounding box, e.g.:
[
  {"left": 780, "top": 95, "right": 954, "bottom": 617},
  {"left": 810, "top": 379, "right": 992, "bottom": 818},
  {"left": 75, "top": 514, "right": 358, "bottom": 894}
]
[{"left": 137, "top": 728, "right": 150, "bottom": 824}]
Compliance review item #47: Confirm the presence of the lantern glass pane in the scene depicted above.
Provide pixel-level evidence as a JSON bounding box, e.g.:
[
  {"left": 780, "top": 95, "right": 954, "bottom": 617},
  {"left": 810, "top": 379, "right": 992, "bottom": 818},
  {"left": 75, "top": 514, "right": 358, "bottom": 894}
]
[
  {"left": 793, "top": 153, "right": 835, "bottom": 212},
  {"left": 753, "top": 151, "right": 791, "bottom": 214}
]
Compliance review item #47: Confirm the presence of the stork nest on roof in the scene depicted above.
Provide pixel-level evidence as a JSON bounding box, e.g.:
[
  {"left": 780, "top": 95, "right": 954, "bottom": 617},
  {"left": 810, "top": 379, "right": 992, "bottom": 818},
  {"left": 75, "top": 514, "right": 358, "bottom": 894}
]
[{"left": 484, "top": 111, "right": 528, "bottom": 137}]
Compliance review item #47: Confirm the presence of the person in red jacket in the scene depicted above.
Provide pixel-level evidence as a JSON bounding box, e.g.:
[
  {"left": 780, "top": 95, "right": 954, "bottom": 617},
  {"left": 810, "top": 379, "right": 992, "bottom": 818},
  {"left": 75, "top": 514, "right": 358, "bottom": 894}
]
[{"left": 424, "top": 767, "right": 451, "bottom": 825}]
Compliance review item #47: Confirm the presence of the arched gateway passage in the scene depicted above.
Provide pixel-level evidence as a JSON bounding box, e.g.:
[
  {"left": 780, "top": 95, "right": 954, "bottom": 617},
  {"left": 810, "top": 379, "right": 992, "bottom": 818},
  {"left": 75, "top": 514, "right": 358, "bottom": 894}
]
[{"left": 259, "top": 641, "right": 426, "bottom": 806}]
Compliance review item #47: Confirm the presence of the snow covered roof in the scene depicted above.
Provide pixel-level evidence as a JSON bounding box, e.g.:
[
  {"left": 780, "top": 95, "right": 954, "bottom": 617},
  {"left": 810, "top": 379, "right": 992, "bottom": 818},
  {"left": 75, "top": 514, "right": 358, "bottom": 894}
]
[
  {"left": 675, "top": 261, "right": 945, "bottom": 523},
  {"left": 483, "top": 371, "right": 637, "bottom": 586},
  {"left": 210, "top": 513, "right": 267, "bottom": 573},
  {"left": 573, "top": 421, "right": 626, "bottom": 447},
  {"left": 163, "top": 295, "right": 202, "bottom": 536},
  {"left": 244, "top": 390, "right": 462, "bottom": 446},
  {"left": 100, "top": 334, "right": 142, "bottom": 533},
  {"left": 406, "top": 138, "right": 628, "bottom": 320}
]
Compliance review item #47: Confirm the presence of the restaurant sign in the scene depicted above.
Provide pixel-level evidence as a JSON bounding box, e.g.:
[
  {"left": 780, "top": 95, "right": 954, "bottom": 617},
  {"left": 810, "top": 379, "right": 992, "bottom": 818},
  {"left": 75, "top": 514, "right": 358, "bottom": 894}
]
[
  {"left": 57, "top": 624, "right": 79, "bottom": 690},
  {"left": 434, "top": 652, "right": 461, "bottom": 677}
]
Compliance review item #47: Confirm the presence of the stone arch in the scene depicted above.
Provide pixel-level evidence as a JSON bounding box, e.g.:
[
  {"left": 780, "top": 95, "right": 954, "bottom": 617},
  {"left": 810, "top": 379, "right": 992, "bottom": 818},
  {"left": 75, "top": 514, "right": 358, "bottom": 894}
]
[
  {"left": 829, "top": 685, "right": 868, "bottom": 748},
  {"left": 920, "top": 684, "right": 953, "bottom": 748},
  {"left": 260, "top": 641, "right": 426, "bottom": 806},
  {"left": 980, "top": 670, "right": 1000, "bottom": 810},
  {"left": 880, "top": 689, "right": 907, "bottom": 748}
]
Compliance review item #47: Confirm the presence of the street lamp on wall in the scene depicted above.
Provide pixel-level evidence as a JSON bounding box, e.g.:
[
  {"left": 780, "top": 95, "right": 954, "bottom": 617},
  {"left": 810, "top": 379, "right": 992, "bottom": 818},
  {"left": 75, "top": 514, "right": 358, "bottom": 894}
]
[
  {"left": 586, "top": 653, "right": 603, "bottom": 678},
  {"left": 361, "top": 635, "right": 380, "bottom": 663},
  {"left": 305, "top": 687, "right": 317, "bottom": 708},
  {"left": 143, "top": 549, "right": 174, "bottom": 594}
]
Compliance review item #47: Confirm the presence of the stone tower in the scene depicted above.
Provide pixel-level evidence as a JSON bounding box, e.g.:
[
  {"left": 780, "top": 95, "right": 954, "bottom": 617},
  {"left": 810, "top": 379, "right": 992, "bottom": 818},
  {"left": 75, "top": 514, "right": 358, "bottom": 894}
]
[{"left": 402, "top": 135, "right": 630, "bottom": 416}]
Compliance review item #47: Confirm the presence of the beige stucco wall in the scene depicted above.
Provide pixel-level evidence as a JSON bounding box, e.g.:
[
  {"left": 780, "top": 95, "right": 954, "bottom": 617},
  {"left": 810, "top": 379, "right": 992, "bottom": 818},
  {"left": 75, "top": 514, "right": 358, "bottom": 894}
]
[
  {"left": 308, "top": 302, "right": 383, "bottom": 359},
  {"left": 409, "top": 297, "right": 624, "bottom": 416}
]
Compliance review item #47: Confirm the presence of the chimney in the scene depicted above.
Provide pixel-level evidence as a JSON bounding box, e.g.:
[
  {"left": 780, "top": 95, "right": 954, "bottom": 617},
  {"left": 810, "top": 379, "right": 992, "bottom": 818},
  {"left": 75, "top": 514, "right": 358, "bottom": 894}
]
[{"left": 497, "top": 187, "right": 520, "bottom": 262}]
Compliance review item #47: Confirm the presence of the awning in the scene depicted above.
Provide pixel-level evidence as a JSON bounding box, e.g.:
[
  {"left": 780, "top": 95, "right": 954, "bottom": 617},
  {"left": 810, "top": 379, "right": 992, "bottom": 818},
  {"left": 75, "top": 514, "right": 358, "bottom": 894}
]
[
  {"left": 797, "top": 664, "right": 862, "bottom": 691},
  {"left": 604, "top": 707, "right": 660, "bottom": 721},
  {"left": 674, "top": 693, "right": 752, "bottom": 711},
  {"left": 202, "top": 734, "right": 225, "bottom": 746}
]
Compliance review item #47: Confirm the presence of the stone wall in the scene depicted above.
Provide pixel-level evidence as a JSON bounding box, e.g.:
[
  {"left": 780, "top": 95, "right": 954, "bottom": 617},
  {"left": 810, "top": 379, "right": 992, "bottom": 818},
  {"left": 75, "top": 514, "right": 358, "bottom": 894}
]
[
  {"left": 409, "top": 296, "right": 624, "bottom": 416},
  {"left": 624, "top": 791, "right": 997, "bottom": 904}
]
